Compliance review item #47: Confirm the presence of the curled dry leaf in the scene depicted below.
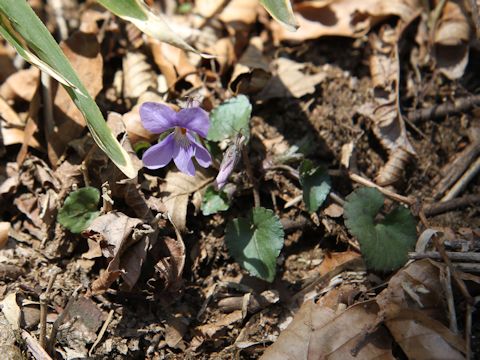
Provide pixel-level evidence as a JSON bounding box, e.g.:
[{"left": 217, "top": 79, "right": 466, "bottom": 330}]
[
  {"left": 0, "top": 96, "right": 40, "bottom": 149},
  {"left": 0, "top": 221, "right": 10, "bottom": 249},
  {"left": 123, "top": 51, "right": 157, "bottom": 100},
  {"left": 229, "top": 36, "right": 271, "bottom": 95},
  {"left": 0, "top": 42, "right": 15, "bottom": 83},
  {"left": 256, "top": 57, "right": 326, "bottom": 100},
  {"left": 261, "top": 300, "right": 394, "bottom": 360},
  {"left": 86, "top": 211, "right": 150, "bottom": 293},
  {"left": 271, "top": 0, "right": 421, "bottom": 43},
  {"left": 0, "top": 67, "right": 39, "bottom": 102},
  {"left": 50, "top": 29, "right": 103, "bottom": 166},
  {"left": 365, "top": 26, "right": 415, "bottom": 186},
  {"left": 150, "top": 40, "right": 202, "bottom": 90},
  {"left": 377, "top": 259, "right": 465, "bottom": 359},
  {"left": 161, "top": 168, "right": 213, "bottom": 232},
  {"left": 0, "top": 293, "right": 21, "bottom": 330},
  {"left": 433, "top": 1, "right": 471, "bottom": 80}
]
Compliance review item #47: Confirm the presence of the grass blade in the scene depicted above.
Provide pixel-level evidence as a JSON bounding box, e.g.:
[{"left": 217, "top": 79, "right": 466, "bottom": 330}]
[{"left": 0, "top": 0, "right": 137, "bottom": 178}]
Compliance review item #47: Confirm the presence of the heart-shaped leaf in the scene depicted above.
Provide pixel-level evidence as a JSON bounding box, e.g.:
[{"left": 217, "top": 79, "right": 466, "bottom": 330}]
[
  {"left": 344, "top": 187, "right": 416, "bottom": 271},
  {"left": 58, "top": 187, "right": 100, "bottom": 233},
  {"left": 299, "top": 160, "right": 331, "bottom": 213},
  {"left": 225, "top": 207, "right": 284, "bottom": 282},
  {"left": 207, "top": 95, "right": 252, "bottom": 142},
  {"left": 201, "top": 186, "right": 229, "bottom": 216}
]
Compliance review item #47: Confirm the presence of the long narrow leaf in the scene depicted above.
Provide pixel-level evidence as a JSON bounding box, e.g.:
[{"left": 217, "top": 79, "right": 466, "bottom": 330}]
[
  {"left": 260, "top": 0, "right": 298, "bottom": 31},
  {"left": 0, "top": 0, "right": 137, "bottom": 179},
  {"left": 97, "top": 0, "right": 205, "bottom": 55}
]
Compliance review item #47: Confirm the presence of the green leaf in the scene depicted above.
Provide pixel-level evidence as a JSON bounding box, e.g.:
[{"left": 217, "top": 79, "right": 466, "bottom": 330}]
[
  {"left": 343, "top": 188, "right": 417, "bottom": 271},
  {"left": 299, "top": 160, "right": 331, "bottom": 213},
  {"left": 207, "top": 95, "right": 252, "bottom": 142},
  {"left": 97, "top": 0, "right": 206, "bottom": 55},
  {"left": 58, "top": 187, "right": 101, "bottom": 233},
  {"left": 225, "top": 207, "right": 284, "bottom": 282},
  {"left": 201, "top": 186, "right": 229, "bottom": 216},
  {"left": 260, "top": 0, "right": 298, "bottom": 32},
  {"left": 0, "top": 0, "right": 136, "bottom": 179}
]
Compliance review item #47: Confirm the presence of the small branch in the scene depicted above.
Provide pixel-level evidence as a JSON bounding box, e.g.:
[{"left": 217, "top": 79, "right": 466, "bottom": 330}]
[
  {"left": 242, "top": 146, "right": 260, "bottom": 208},
  {"left": 22, "top": 331, "right": 53, "bottom": 360},
  {"left": 89, "top": 309, "right": 114, "bottom": 357},
  {"left": 409, "top": 251, "right": 480, "bottom": 262},
  {"left": 424, "top": 194, "right": 480, "bottom": 216},
  {"left": 39, "top": 269, "right": 60, "bottom": 349},
  {"left": 441, "top": 267, "right": 458, "bottom": 334},
  {"left": 465, "top": 296, "right": 480, "bottom": 360},
  {"left": 47, "top": 286, "right": 81, "bottom": 353},
  {"left": 406, "top": 95, "right": 480, "bottom": 123},
  {"left": 432, "top": 235, "right": 474, "bottom": 304},
  {"left": 433, "top": 130, "right": 480, "bottom": 199},
  {"left": 349, "top": 173, "right": 415, "bottom": 206},
  {"left": 442, "top": 157, "right": 480, "bottom": 201}
]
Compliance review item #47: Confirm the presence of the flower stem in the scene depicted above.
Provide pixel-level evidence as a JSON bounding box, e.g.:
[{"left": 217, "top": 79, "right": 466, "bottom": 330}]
[{"left": 241, "top": 146, "right": 260, "bottom": 208}]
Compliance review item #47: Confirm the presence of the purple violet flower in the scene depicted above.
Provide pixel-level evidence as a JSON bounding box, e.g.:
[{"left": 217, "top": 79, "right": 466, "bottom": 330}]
[
  {"left": 215, "top": 133, "right": 244, "bottom": 189},
  {"left": 140, "top": 102, "right": 212, "bottom": 176}
]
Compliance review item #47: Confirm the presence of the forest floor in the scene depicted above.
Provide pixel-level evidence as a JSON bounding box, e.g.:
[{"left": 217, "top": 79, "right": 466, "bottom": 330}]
[{"left": 0, "top": 1, "right": 479, "bottom": 359}]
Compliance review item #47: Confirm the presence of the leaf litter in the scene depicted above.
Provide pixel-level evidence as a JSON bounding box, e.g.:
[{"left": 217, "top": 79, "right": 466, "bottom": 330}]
[{"left": 0, "top": 0, "right": 479, "bottom": 359}]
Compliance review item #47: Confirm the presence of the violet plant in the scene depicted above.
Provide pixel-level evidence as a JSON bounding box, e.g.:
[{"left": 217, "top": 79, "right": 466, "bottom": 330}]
[{"left": 140, "top": 102, "right": 212, "bottom": 176}]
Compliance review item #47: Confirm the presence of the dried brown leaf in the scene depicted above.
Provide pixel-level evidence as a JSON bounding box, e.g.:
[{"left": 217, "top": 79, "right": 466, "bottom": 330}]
[
  {"left": 87, "top": 212, "right": 147, "bottom": 293},
  {"left": 49, "top": 30, "right": 103, "bottom": 166},
  {"left": 150, "top": 40, "right": 202, "bottom": 90},
  {"left": 261, "top": 300, "right": 394, "bottom": 360},
  {"left": 0, "top": 293, "right": 21, "bottom": 330},
  {"left": 123, "top": 51, "right": 157, "bottom": 100},
  {"left": 0, "top": 221, "right": 11, "bottom": 249},
  {"left": 272, "top": 0, "right": 421, "bottom": 42},
  {"left": 256, "top": 57, "right": 325, "bottom": 99},
  {"left": 377, "top": 259, "right": 466, "bottom": 359},
  {"left": 434, "top": 1, "right": 471, "bottom": 79},
  {"left": 161, "top": 168, "right": 213, "bottom": 231},
  {"left": 0, "top": 67, "right": 39, "bottom": 102},
  {"left": 363, "top": 26, "right": 415, "bottom": 186},
  {"left": 0, "top": 44, "right": 15, "bottom": 83},
  {"left": 229, "top": 36, "right": 271, "bottom": 95}
]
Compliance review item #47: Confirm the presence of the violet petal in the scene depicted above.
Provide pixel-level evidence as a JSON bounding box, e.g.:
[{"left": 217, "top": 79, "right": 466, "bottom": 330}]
[
  {"left": 214, "top": 141, "right": 240, "bottom": 189},
  {"left": 172, "top": 143, "right": 195, "bottom": 176},
  {"left": 176, "top": 107, "right": 210, "bottom": 138},
  {"left": 187, "top": 132, "right": 212, "bottom": 168},
  {"left": 140, "top": 102, "right": 178, "bottom": 134},
  {"left": 142, "top": 133, "right": 175, "bottom": 169}
]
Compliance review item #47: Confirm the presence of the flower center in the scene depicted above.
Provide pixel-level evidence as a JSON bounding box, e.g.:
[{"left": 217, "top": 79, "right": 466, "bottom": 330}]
[{"left": 173, "top": 127, "right": 190, "bottom": 148}]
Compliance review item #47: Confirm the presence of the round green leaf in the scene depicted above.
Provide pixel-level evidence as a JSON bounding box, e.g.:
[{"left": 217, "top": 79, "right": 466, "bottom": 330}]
[
  {"left": 57, "top": 187, "right": 101, "bottom": 233},
  {"left": 344, "top": 187, "right": 417, "bottom": 271},
  {"left": 299, "top": 160, "right": 331, "bottom": 213},
  {"left": 201, "top": 186, "right": 229, "bottom": 216},
  {"left": 207, "top": 95, "right": 252, "bottom": 142},
  {"left": 225, "top": 207, "right": 284, "bottom": 282}
]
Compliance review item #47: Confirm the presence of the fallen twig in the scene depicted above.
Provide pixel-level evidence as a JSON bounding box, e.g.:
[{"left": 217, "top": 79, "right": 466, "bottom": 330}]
[
  {"left": 89, "top": 309, "right": 114, "bottom": 357},
  {"left": 242, "top": 146, "right": 260, "bottom": 208},
  {"left": 424, "top": 194, "right": 480, "bottom": 216},
  {"left": 406, "top": 94, "right": 480, "bottom": 123},
  {"left": 39, "top": 268, "right": 60, "bottom": 349},
  {"left": 442, "top": 157, "right": 480, "bottom": 201},
  {"left": 409, "top": 251, "right": 480, "bottom": 262},
  {"left": 441, "top": 267, "right": 458, "bottom": 334},
  {"left": 433, "top": 128, "right": 480, "bottom": 199},
  {"left": 22, "top": 330, "right": 53, "bottom": 360},
  {"left": 349, "top": 173, "right": 415, "bottom": 206}
]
